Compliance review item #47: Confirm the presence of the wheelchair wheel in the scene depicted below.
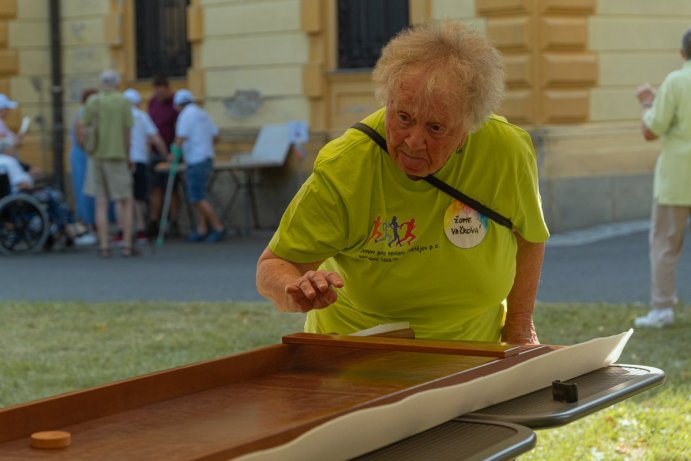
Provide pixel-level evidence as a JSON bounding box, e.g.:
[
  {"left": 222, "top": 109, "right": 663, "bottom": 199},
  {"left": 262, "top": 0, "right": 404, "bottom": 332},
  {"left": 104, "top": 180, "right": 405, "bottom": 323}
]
[{"left": 0, "top": 193, "right": 50, "bottom": 256}]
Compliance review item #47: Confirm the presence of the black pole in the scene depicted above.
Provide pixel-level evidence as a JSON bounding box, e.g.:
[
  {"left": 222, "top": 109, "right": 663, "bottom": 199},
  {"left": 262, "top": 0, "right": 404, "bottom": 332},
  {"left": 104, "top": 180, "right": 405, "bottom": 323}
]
[{"left": 49, "top": 0, "right": 64, "bottom": 191}]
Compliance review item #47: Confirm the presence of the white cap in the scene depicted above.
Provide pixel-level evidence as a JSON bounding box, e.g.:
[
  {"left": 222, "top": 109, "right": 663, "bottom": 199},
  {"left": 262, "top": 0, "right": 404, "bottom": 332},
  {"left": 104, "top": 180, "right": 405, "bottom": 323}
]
[
  {"left": 123, "top": 88, "right": 141, "bottom": 105},
  {"left": 100, "top": 69, "right": 121, "bottom": 87},
  {"left": 173, "top": 89, "right": 194, "bottom": 106},
  {"left": 0, "top": 94, "right": 18, "bottom": 110}
]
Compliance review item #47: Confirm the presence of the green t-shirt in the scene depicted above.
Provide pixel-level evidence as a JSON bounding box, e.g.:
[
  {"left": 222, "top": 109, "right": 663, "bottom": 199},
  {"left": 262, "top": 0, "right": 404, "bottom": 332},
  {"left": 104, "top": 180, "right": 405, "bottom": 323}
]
[
  {"left": 269, "top": 109, "right": 549, "bottom": 341},
  {"left": 82, "top": 90, "right": 133, "bottom": 160},
  {"left": 643, "top": 60, "right": 691, "bottom": 205}
]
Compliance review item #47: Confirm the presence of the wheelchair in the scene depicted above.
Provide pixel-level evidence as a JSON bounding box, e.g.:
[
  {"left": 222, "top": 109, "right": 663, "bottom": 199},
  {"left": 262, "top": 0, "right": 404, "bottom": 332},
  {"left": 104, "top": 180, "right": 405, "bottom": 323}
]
[{"left": 0, "top": 172, "right": 50, "bottom": 256}]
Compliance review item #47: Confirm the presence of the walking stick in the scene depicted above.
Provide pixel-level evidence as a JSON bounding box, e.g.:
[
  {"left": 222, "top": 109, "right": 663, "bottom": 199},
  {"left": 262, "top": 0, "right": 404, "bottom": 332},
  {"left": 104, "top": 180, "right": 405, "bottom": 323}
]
[{"left": 156, "top": 144, "right": 182, "bottom": 248}]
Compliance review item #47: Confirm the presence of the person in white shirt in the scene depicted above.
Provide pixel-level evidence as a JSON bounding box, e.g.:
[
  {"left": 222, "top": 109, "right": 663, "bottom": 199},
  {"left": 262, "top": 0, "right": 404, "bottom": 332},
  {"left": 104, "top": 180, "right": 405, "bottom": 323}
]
[
  {"left": 122, "top": 88, "right": 168, "bottom": 245},
  {"left": 0, "top": 139, "right": 78, "bottom": 246},
  {"left": 0, "top": 94, "right": 21, "bottom": 149},
  {"left": 0, "top": 94, "right": 41, "bottom": 176},
  {"left": 173, "top": 89, "right": 225, "bottom": 242},
  {"left": 0, "top": 141, "right": 32, "bottom": 193}
]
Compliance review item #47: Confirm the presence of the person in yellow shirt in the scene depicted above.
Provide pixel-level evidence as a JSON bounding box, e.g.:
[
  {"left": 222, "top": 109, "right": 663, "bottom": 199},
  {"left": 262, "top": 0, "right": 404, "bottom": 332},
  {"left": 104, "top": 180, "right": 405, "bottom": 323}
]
[
  {"left": 256, "top": 21, "right": 549, "bottom": 344},
  {"left": 634, "top": 28, "right": 691, "bottom": 328}
]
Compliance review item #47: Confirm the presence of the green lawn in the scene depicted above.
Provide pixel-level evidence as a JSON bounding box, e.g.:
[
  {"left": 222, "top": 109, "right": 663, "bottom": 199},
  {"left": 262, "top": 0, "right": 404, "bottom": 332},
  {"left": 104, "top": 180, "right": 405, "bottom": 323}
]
[{"left": 0, "top": 301, "right": 687, "bottom": 460}]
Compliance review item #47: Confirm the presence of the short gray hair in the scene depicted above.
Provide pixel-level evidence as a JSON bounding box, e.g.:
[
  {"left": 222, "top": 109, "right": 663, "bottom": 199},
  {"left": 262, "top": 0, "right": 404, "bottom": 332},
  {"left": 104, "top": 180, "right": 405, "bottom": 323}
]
[
  {"left": 682, "top": 28, "right": 691, "bottom": 59},
  {"left": 373, "top": 21, "right": 505, "bottom": 132},
  {"left": 100, "top": 69, "right": 121, "bottom": 87}
]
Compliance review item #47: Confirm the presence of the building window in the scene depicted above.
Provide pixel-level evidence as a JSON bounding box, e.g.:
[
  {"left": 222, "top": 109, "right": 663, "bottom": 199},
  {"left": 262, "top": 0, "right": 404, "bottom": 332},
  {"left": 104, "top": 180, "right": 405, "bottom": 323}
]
[
  {"left": 337, "top": 0, "right": 409, "bottom": 69},
  {"left": 135, "top": 0, "right": 191, "bottom": 79}
]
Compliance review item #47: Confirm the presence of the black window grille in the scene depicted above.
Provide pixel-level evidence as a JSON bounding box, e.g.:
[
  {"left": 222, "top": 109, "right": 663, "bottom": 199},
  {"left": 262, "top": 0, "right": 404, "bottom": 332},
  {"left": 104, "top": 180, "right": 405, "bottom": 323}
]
[
  {"left": 135, "top": 0, "right": 191, "bottom": 79},
  {"left": 337, "top": 0, "right": 409, "bottom": 69}
]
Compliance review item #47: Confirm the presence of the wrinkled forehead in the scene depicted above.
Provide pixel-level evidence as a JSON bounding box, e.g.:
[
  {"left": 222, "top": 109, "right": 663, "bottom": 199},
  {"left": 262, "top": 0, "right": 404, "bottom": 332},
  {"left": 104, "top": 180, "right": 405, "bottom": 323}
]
[{"left": 391, "top": 68, "right": 463, "bottom": 126}]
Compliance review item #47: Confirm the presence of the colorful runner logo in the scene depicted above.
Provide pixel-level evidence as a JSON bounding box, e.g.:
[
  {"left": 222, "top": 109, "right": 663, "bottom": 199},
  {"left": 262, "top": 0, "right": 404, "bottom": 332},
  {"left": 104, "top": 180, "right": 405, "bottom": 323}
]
[{"left": 367, "top": 215, "right": 417, "bottom": 247}]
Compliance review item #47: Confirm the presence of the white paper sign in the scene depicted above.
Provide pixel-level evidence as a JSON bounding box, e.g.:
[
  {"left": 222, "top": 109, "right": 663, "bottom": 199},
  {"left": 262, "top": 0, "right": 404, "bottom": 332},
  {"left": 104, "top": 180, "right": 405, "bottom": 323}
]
[{"left": 287, "top": 120, "right": 309, "bottom": 144}]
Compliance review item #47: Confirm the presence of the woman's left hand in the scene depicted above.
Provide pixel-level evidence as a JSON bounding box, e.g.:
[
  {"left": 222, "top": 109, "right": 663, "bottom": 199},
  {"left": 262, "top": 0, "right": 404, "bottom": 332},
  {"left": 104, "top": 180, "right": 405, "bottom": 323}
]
[{"left": 501, "top": 316, "right": 539, "bottom": 345}]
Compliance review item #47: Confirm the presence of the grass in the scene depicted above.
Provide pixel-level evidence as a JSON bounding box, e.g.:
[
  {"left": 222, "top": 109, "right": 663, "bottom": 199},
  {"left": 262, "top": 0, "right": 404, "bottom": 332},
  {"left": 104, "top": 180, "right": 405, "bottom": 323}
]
[
  {"left": 0, "top": 301, "right": 687, "bottom": 460},
  {"left": 524, "top": 303, "right": 689, "bottom": 461},
  {"left": 0, "top": 301, "right": 306, "bottom": 406}
]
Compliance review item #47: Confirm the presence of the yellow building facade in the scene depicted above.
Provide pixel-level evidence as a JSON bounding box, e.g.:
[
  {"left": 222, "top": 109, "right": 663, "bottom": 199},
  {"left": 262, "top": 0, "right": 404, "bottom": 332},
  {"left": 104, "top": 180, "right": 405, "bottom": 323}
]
[{"left": 1, "top": 0, "right": 690, "bottom": 231}]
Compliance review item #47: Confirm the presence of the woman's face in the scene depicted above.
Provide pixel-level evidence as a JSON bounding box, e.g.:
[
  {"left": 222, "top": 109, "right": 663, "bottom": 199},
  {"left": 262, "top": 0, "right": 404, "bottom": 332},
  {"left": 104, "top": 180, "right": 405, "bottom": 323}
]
[{"left": 384, "top": 71, "right": 467, "bottom": 178}]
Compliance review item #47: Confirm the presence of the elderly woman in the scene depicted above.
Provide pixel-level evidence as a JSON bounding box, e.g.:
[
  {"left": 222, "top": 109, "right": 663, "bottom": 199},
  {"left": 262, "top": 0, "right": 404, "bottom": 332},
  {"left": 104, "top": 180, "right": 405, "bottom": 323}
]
[{"left": 256, "top": 21, "right": 550, "bottom": 344}]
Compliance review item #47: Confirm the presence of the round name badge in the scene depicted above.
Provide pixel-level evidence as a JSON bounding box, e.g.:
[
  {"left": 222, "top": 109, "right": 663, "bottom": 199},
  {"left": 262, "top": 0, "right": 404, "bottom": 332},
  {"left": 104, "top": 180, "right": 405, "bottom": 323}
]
[{"left": 443, "top": 200, "right": 488, "bottom": 248}]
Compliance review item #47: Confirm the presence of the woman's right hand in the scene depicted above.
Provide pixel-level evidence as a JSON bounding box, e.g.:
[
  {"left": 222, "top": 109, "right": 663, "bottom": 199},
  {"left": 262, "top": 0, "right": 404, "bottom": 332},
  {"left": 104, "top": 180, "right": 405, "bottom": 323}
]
[{"left": 285, "top": 270, "right": 344, "bottom": 312}]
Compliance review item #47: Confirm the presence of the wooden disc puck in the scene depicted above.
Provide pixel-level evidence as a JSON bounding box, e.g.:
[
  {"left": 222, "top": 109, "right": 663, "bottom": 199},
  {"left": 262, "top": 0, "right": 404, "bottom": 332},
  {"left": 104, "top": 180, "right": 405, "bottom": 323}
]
[{"left": 30, "top": 431, "right": 71, "bottom": 449}]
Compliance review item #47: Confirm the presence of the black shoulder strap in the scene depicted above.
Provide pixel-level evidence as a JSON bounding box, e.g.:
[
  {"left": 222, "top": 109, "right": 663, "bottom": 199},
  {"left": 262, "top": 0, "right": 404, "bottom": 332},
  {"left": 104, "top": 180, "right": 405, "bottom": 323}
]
[
  {"left": 351, "top": 122, "right": 513, "bottom": 230},
  {"left": 353, "top": 122, "right": 388, "bottom": 151}
]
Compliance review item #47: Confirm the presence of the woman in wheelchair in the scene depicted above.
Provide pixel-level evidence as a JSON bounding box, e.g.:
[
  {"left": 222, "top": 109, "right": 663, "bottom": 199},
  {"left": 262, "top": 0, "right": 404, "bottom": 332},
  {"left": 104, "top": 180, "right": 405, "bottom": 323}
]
[{"left": 0, "top": 139, "right": 79, "bottom": 254}]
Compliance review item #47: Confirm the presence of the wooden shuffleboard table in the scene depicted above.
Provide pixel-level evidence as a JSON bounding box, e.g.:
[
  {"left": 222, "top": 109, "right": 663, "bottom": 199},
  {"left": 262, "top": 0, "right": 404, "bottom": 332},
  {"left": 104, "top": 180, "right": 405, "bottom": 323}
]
[{"left": 0, "top": 332, "right": 662, "bottom": 460}]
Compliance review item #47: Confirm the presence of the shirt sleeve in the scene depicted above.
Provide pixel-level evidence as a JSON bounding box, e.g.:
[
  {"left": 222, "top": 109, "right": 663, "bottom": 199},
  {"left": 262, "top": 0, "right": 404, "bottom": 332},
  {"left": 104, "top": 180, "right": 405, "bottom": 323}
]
[
  {"left": 643, "top": 73, "right": 677, "bottom": 137},
  {"left": 470, "top": 120, "right": 549, "bottom": 243},
  {"left": 512, "top": 134, "right": 550, "bottom": 243},
  {"left": 269, "top": 168, "right": 348, "bottom": 263}
]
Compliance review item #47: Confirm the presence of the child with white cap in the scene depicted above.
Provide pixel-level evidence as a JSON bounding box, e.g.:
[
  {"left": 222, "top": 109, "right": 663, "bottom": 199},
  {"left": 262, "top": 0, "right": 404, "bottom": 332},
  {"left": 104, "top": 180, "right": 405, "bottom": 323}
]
[{"left": 122, "top": 88, "right": 169, "bottom": 245}]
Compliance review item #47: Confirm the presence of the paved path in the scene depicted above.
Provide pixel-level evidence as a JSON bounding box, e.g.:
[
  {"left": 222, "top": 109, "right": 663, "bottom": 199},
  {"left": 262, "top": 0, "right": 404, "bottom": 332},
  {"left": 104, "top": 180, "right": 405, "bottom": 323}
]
[
  {"left": 540, "top": 221, "right": 690, "bottom": 304},
  {"left": 1, "top": 233, "right": 271, "bottom": 303},
  {"left": 2, "top": 223, "right": 689, "bottom": 305}
]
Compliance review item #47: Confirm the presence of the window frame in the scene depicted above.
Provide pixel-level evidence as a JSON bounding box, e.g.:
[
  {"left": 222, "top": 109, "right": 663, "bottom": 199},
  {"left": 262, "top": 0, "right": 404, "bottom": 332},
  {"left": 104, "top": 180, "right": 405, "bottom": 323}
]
[
  {"left": 336, "top": 0, "right": 410, "bottom": 70},
  {"left": 121, "top": 0, "right": 192, "bottom": 84}
]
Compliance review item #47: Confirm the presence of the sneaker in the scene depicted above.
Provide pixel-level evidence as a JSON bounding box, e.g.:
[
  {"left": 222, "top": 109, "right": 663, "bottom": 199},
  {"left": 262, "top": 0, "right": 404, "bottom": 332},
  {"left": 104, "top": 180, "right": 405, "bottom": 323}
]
[
  {"left": 135, "top": 230, "right": 149, "bottom": 246},
  {"left": 74, "top": 232, "right": 98, "bottom": 247},
  {"left": 633, "top": 307, "right": 674, "bottom": 328},
  {"left": 111, "top": 231, "right": 124, "bottom": 247},
  {"left": 205, "top": 228, "right": 226, "bottom": 243},
  {"left": 185, "top": 231, "right": 207, "bottom": 242}
]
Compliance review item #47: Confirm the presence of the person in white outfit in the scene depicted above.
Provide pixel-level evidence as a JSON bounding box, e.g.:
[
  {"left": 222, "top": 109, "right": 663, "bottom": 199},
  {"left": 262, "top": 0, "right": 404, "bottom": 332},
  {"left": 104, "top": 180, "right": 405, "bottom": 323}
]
[{"left": 122, "top": 88, "right": 169, "bottom": 245}]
